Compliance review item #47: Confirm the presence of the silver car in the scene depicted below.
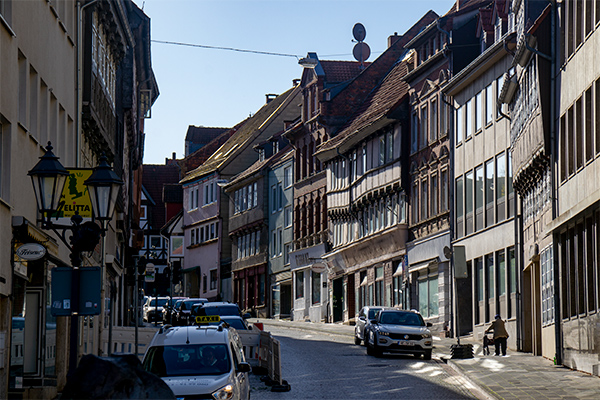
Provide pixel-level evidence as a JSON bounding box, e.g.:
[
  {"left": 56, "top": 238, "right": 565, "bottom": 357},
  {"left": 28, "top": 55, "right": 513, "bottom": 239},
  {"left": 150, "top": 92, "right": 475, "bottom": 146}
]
[
  {"left": 354, "top": 306, "right": 395, "bottom": 345},
  {"left": 365, "top": 309, "right": 433, "bottom": 359}
]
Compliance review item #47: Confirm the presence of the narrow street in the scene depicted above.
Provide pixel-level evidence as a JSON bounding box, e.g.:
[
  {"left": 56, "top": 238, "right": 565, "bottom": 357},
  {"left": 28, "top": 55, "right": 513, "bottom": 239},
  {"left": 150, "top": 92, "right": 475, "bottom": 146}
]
[{"left": 250, "top": 324, "right": 480, "bottom": 400}]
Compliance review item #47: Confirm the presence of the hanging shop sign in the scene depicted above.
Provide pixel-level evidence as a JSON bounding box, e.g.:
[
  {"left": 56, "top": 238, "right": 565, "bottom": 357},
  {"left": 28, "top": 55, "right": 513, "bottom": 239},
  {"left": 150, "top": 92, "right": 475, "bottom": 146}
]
[{"left": 16, "top": 243, "right": 47, "bottom": 260}]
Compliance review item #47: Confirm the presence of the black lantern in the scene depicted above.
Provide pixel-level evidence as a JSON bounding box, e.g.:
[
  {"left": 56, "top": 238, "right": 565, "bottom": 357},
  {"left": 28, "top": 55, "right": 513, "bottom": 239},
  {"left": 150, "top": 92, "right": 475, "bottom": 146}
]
[
  {"left": 28, "top": 142, "right": 70, "bottom": 218},
  {"left": 84, "top": 153, "right": 123, "bottom": 226}
]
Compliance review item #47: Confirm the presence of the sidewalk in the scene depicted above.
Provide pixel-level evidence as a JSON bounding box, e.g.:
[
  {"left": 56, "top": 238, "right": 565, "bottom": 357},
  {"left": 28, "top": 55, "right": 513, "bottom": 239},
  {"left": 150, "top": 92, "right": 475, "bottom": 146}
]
[{"left": 252, "top": 318, "right": 600, "bottom": 400}]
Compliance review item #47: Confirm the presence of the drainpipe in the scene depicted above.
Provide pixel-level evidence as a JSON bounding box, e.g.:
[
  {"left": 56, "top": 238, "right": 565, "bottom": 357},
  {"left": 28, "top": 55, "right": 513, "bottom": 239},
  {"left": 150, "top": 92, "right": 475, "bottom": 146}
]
[
  {"left": 549, "top": 0, "right": 562, "bottom": 366},
  {"left": 76, "top": 0, "right": 99, "bottom": 167}
]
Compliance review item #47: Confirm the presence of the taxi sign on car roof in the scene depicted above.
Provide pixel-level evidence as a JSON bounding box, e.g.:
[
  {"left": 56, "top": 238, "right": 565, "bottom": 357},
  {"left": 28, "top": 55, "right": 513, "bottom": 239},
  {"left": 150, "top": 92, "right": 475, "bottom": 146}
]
[{"left": 196, "top": 315, "right": 221, "bottom": 324}]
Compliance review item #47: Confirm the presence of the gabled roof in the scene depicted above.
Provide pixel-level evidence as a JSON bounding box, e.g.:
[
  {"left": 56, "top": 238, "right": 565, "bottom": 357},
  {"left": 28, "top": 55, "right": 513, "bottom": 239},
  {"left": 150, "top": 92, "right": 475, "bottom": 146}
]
[
  {"left": 225, "top": 145, "right": 293, "bottom": 189},
  {"left": 316, "top": 59, "right": 410, "bottom": 160},
  {"left": 180, "top": 86, "right": 300, "bottom": 184}
]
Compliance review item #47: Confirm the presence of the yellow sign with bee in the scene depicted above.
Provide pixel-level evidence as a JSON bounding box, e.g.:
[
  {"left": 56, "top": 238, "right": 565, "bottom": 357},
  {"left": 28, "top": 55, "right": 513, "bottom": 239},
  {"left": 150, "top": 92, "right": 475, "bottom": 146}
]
[{"left": 196, "top": 315, "right": 221, "bottom": 324}]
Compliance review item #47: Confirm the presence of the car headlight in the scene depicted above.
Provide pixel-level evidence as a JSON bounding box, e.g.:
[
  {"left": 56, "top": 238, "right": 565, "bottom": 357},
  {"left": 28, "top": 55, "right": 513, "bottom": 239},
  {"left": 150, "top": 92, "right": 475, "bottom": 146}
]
[
  {"left": 422, "top": 333, "right": 432, "bottom": 339},
  {"left": 212, "top": 384, "right": 234, "bottom": 400}
]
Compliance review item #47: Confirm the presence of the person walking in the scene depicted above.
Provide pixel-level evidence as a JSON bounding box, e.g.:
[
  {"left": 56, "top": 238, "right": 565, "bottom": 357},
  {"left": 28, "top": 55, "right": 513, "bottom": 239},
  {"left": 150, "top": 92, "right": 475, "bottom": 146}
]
[{"left": 486, "top": 314, "right": 509, "bottom": 356}]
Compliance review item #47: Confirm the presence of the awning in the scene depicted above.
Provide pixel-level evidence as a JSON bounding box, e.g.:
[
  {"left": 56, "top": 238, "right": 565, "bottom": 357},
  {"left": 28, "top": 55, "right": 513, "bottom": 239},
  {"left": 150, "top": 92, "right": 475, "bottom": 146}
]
[{"left": 408, "top": 257, "right": 439, "bottom": 273}]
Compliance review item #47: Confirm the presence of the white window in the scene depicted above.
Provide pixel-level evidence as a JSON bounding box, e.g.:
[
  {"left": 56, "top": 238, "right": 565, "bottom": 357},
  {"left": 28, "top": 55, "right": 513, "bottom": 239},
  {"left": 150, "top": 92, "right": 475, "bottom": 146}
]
[
  {"left": 253, "top": 182, "right": 258, "bottom": 208},
  {"left": 475, "top": 91, "right": 482, "bottom": 132},
  {"left": 284, "top": 167, "right": 292, "bottom": 188},
  {"left": 248, "top": 183, "right": 254, "bottom": 209},
  {"left": 271, "top": 185, "right": 277, "bottom": 213},
  {"left": 284, "top": 205, "right": 292, "bottom": 227}
]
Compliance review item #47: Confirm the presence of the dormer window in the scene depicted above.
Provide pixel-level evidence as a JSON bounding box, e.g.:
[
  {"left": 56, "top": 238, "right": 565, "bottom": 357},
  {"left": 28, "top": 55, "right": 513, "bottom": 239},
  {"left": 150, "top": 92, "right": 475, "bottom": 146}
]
[
  {"left": 258, "top": 148, "right": 265, "bottom": 162},
  {"left": 432, "top": 37, "right": 437, "bottom": 53},
  {"left": 273, "top": 141, "right": 279, "bottom": 154},
  {"left": 495, "top": 16, "right": 503, "bottom": 43}
]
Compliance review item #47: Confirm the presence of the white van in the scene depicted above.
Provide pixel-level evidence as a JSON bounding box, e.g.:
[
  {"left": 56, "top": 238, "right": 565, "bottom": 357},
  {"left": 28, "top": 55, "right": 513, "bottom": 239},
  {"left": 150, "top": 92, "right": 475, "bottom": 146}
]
[{"left": 142, "top": 324, "right": 251, "bottom": 400}]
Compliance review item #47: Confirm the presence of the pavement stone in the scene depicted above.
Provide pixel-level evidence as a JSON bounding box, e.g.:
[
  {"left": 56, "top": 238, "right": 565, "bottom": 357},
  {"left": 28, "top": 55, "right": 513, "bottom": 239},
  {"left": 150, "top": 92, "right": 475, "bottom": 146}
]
[{"left": 251, "top": 318, "right": 600, "bottom": 400}]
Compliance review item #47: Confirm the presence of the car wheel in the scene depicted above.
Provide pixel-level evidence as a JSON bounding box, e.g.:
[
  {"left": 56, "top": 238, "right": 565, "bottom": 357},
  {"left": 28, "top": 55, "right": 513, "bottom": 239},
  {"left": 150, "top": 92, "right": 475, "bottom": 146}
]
[
  {"left": 423, "top": 350, "right": 432, "bottom": 360},
  {"left": 354, "top": 336, "right": 361, "bottom": 345}
]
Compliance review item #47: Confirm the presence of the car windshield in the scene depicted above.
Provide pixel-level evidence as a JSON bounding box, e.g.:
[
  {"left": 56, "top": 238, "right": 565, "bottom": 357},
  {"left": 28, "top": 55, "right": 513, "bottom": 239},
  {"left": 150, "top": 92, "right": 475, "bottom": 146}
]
[
  {"left": 149, "top": 299, "right": 169, "bottom": 307},
  {"left": 367, "top": 308, "right": 382, "bottom": 319},
  {"left": 143, "top": 344, "right": 231, "bottom": 377},
  {"left": 379, "top": 311, "right": 424, "bottom": 326}
]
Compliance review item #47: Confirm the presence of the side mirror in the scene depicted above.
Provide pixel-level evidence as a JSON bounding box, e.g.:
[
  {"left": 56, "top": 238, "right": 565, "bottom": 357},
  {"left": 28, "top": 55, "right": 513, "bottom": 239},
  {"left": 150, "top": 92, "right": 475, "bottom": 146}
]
[
  {"left": 242, "top": 313, "right": 251, "bottom": 319},
  {"left": 236, "top": 362, "right": 251, "bottom": 373},
  {"left": 369, "top": 319, "right": 378, "bottom": 325},
  {"left": 426, "top": 322, "right": 432, "bottom": 327},
  {"left": 358, "top": 316, "right": 366, "bottom": 321}
]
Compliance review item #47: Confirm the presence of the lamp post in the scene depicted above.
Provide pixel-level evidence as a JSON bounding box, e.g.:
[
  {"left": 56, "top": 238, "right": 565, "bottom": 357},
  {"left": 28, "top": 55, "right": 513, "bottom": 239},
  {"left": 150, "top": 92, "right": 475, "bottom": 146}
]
[{"left": 28, "top": 142, "right": 123, "bottom": 376}]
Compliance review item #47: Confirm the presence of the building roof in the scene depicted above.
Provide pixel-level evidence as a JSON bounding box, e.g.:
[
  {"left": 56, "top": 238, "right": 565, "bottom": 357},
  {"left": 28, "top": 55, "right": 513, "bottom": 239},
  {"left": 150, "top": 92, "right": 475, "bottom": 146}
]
[
  {"left": 179, "top": 122, "right": 244, "bottom": 175},
  {"left": 320, "top": 60, "right": 372, "bottom": 84},
  {"left": 142, "top": 163, "right": 181, "bottom": 230},
  {"left": 316, "top": 59, "right": 410, "bottom": 160},
  {"left": 185, "top": 126, "right": 230, "bottom": 145},
  {"left": 180, "top": 86, "right": 299, "bottom": 184},
  {"left": 225, "top": 145, "right": 293, "bottom": 189}
]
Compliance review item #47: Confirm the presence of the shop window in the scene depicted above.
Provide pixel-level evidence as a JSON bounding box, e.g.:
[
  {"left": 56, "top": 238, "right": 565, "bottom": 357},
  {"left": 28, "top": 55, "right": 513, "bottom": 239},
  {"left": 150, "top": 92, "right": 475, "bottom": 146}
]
[
  {"left": 295, "top": 271, "right": 304, "bottom": 299},
  {"left": 312, "top": 271, "right": 321, "bottom": 304},
  {"left": 418, "top": 274, "right": 438, "bottom": 318},
  {"left": 210, "top": 269, "right": 218, "bottom": 290}
]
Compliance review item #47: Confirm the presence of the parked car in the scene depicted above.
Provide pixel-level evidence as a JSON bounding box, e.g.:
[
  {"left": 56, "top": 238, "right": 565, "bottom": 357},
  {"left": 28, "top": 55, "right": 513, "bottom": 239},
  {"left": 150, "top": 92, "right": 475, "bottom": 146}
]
[
  {"left": 162, "top": 297, "right": 187, "bottom": 325},
  {"left": 364, "top": 309, "right": 433, "bottom": 359},
  {"left": 143, "top": 297, "right": 169, "bottom": 323},
  {"left": 142, "top": 324, "right": 251, "bottom": 400},
  {"left": 174, "top": 298, "right": 208, "bottom": 325},
  {"left": 354, "top": 306, "right": 395, "bottom": 345}
]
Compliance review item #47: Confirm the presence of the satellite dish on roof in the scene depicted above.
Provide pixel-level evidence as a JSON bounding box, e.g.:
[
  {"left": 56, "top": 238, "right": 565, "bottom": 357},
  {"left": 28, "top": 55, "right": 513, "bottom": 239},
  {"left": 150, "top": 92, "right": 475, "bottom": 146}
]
[
  {"left": 352, "top": 23, "right": 370, "bottom": 64},
  {"left": 353, "top": 42, "right": 371, "bottom": 63},
  {"left": 353, "top": 23, "right": 366, "bottom": 42}
]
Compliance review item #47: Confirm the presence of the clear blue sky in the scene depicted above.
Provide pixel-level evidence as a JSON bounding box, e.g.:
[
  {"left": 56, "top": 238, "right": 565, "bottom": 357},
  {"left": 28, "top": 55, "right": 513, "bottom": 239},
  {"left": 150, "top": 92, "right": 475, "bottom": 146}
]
[{"left": 135, "top": 0, "right": 456, "bottom": 165}]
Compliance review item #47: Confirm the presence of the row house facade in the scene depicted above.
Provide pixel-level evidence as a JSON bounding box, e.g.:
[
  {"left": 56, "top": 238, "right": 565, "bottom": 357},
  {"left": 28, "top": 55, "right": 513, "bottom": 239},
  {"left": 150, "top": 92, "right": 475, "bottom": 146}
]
[
  {"left": 545, "top": 0, "right": 600, "bottom": 375},
  {"left": 444, "top": 0, "right": 518, "bottom": 344},
  {"left": 404, "top": 0, "right": 492, "bottom": 334},
  {"left": 267, "top": 146, "right": 295, "bottom": 319},
  {"left": 1, "top": 1, "right": 157, "bottom": 398},
  {"left": 306, "top": 12, "right": 439, "bottom": 325},
  {"left": 223, "top": 134, "right": 294, "bottom": 318},
  {"left": 179, "top": 87, "right": 300, "bottom": 304},
  {"left": 284, "top": 54, "right": 367, "bottom": 322}
]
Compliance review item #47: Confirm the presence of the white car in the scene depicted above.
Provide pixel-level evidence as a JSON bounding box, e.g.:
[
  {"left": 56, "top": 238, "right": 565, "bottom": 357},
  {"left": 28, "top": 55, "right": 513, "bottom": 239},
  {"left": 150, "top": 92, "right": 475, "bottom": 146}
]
[
  {"left": 365, "top": 309, "right": 433, "bottom": 359},
  {"left": 142, "top": 324, "right": 251, "bottom": 400},
  {"left": 143, "top": 297, "right": 169, "bottom": 323}
]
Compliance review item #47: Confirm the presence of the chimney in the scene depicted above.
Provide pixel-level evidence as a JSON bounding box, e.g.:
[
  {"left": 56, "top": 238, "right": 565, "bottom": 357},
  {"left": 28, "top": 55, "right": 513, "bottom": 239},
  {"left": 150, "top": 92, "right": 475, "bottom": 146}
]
[
  {"left": 172, "top": 152, "right": 176, "bottom": 160},
  {"left": 265, "top": 93, "right": 277, "bottom": 104},
  {"left": 388, "top": 32, "right": 402, "bottom": 48}
]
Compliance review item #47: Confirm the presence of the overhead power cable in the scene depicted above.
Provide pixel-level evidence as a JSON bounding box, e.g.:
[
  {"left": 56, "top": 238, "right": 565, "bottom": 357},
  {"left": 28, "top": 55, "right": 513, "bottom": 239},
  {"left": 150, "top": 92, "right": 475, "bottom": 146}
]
[{"left": 152, "top": 40, "right": 301, "bottom": 59}]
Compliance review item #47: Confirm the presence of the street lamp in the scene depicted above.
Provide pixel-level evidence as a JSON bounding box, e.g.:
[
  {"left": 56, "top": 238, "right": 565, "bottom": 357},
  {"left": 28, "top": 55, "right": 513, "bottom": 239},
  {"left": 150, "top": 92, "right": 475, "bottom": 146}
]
[
  {"left": 28, "top": 142, "right": 123, "bottom": 375},
  {"left": 85, "top": 153, "right": 123, "bottom": 229},
  {"left": 28, "top": 142, "right": 70, "bottom": 222}
]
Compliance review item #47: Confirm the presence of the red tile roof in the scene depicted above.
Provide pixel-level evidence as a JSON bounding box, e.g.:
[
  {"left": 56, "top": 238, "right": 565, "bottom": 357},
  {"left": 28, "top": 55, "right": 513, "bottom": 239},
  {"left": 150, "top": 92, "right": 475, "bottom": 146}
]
[
  {"left": 320, "top": 60, "right": 371, "bottom": 83},
  {"left": 317, "top": 59, "right": 410, "bottom": 155}
]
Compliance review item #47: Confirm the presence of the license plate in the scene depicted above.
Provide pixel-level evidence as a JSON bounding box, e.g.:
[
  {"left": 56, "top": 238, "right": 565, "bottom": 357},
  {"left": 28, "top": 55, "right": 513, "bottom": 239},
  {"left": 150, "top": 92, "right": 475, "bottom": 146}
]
[{"left": 398, "top": 341, "right": 414, "bottom": 346}]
